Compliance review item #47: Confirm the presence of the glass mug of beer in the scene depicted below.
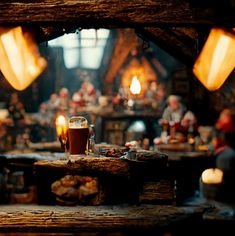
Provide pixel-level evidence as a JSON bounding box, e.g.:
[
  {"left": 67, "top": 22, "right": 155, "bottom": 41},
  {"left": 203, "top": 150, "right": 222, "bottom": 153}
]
[{"left": 68, "top": 116, "right": 89, "bottom": 156}]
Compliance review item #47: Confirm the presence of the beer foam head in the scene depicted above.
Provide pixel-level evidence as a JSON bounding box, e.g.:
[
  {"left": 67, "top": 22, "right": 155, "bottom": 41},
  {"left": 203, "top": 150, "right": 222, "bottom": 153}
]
[{"left": 69, "top": 116, "right": 88, "bottom": 129}]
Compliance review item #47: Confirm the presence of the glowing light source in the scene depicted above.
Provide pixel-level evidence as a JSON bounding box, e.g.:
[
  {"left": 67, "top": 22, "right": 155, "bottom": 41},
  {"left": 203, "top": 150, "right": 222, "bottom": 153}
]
[
  {"left": 55, "top": 115, "right": 68, "bottom": 138},
  {"left": 201, "top": 168, "right": 223, "bottom": 184},
  {"left": 130, "top": 76, "right": 141, "bottom": 95},
  {"left": 193, "top": 28, "right": 235, "bottom": 91},
  {"left": 0, "top": 26, "right": 47, "bottom": 91}
]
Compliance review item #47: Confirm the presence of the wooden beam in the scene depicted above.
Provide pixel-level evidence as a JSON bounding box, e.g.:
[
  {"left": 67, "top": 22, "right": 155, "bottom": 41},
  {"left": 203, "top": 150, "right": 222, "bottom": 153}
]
[
  {"left": 0, "top": 0, "right": 234, "bottom": 27},
  {"left": 139, "top": 27, "right": 198, "bottom": 65},
  {"left": 104, "top": 29, "right": 139, "bottom": 84}
]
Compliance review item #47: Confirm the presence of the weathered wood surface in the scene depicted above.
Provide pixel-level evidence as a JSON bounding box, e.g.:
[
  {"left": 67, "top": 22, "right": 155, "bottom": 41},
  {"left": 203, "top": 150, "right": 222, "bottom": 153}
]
[
  {"left": 0, "top": 204, "right": 204, "bottom": 232},
  {"left": 140, "top": 180, "right": 174, "bottom": 203},
  {"left": 35, "top": 158, "right": 131, "bottom": 177},
  {"left": 0, "top": 0, "right": 234, "bottom": 26},
  {"left": 34, "top": 152, "right": 168, "bottom": 178},
  {"left": 0, "top": 0, "right": 234, "bottom": 65}
]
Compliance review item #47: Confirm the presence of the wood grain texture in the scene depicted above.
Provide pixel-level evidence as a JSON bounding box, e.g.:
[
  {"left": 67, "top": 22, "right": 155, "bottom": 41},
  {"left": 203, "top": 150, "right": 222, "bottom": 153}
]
[
  {"left": 0, "top": 204, "right": 204, "bottom": 232},
  {"left": 140, "top": 180, "right": 174, "bottom": 203},
  {"left": 35, "top": 157, "right": 131, "bottom": 177},
  {"left": 0, "top": 0, "right": 234, "bottom": 27},
  {"left": 34, "top": 152, "right": 168, "bottom": 178}
]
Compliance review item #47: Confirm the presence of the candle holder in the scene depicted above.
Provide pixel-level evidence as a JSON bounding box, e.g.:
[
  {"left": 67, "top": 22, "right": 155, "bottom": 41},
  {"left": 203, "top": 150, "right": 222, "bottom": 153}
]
[{"left": 59, "top": 133, "right": 69, "bottom": 160}]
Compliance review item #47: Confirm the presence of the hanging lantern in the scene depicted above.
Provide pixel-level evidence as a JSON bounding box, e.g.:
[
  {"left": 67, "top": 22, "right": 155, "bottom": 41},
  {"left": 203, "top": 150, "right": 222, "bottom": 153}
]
[
  {"left": 0, "top": 26, "right": 47, "bottom": 91},
  {"left": 193, "top": 28, "right": 235, "bottom": 91}
]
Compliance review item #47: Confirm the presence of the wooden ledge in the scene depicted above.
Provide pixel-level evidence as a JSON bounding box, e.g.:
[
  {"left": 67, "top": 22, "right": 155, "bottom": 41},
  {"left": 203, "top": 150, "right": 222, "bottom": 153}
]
[
  {"left": 34, "top": 153, "right": 168, "bottom": 178},
  {"left": 0, "top": 204, "right": 203, "bottom": 233}
]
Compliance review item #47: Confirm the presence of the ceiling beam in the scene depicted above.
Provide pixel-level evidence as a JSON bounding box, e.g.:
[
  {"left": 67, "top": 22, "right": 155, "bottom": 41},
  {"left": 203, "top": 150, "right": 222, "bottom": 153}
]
[
  {"left": 139, "top": 27, "right": 199, "bottom": 65},
  {"left": 0, "top": 0, "right": 234, "bottom": 27},
  {"left": 104, "top": 29, "right": 139, "bottom": 85}
]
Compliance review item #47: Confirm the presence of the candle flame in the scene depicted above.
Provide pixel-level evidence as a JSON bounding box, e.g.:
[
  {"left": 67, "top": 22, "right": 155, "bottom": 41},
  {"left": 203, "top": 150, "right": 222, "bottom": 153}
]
[
  {"left": 55, "top": 115, "right": 68, "bottom": 137},
  {"left": 130, "top": 76, "right": 141, "bottom": 95}
]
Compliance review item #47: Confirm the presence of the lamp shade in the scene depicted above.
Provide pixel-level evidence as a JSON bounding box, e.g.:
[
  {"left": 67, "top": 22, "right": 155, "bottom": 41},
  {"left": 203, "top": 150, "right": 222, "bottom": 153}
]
[
  {"left": 0, "top": 26, "right": 47, "bottom": 91},
  {"left": 193, "top": 28, "right": 235, "bottom": 91}
]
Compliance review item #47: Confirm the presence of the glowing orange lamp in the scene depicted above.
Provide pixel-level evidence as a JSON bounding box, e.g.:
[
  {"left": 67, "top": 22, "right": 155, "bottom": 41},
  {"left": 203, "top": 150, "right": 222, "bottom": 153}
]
[
  {"left": 193, "top": 28, "right": 235, "bottom": 91},
  {"left": 0, "top": 26, "right": 47, "bottom": 91}
]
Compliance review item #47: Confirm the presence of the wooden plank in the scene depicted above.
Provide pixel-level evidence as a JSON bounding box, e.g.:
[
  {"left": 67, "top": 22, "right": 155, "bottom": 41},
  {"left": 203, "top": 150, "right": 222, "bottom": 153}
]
[
  {"left": 0, "top": 0, "right": 233, "bottom": 27},
  {"left": 0, "top": 204, "right": 204, "bottom": 232}
]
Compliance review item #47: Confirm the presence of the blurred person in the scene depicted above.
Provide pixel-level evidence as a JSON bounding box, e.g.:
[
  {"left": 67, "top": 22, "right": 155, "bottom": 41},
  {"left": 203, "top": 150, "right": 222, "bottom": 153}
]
[
  {"left": 145, "top": 82, "right": 166, "bottom": 111},
  {"left": 7, "top": 93, "right": 27, "bottom": 145},
  {"left": 160, "top": 95, "right": 196, "bottom": 131},
  {"left": 212, "top": 109, "right": 235, "bottom": 154},
  {"left": 212, "top": 109, "right": 235, "bottom": 201},
  {"left": 72, "top": 80, "right": 97, "bottom": 108},
  {"left": 34, "top": 103, "right": 53, "bottom": 127},
  {"left": 58, "top": 87, "right": 70, "bottom": 112},
  {"left": 8, "top": 93, "right": 25, "bottom": 126},
  {"left": 47, "top": 93, "right": 60, "bottom": 113},
  {"left": 33, "top": 103, "right": 55, "bottom": 142}
]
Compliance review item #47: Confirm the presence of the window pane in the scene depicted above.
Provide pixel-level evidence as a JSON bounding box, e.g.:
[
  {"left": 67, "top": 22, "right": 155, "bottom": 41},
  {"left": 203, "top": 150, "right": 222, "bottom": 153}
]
[
  {"left": 64, "top": 48, "right": 79, "bottom": 69},
  {"left": 49, "top": 33, "right": 79, "bottom": 49},
  {"left": 48, "top": 29, "right": 110, "bottom": 69},
  {"left": 81, "top": 47, "right": 104, "bottom": 69}
]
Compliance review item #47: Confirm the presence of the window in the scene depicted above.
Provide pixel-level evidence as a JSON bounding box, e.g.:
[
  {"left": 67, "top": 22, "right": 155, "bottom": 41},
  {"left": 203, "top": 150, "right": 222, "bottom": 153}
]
[{"left": 48, "top": 29, "right": 110, "bottom": 69}]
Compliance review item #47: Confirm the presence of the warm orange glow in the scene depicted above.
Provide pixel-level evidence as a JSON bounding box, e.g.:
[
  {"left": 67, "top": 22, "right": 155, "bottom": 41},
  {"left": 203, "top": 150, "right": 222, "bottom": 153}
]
[
  {"left": 55, "top": 115, "right": 68, "bottom": 138},
  {"left": 121, "top": 57, "right": 157, "bottom": 95},
  {"left": 201, "top": 168, "right": 223, "bottom": 184},
  {"left": 0, "top": 26, "right": 47, "bottom": 91},
  {"left": 130, "top": 76, "right": 141, "bottom": 95},
  {"left": 193, "top": 28, "right": 235, "bottom": 91}
]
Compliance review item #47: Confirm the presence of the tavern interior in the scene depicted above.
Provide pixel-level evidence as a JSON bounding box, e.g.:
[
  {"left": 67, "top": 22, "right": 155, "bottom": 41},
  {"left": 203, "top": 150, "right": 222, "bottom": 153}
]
[{"left": 0, "top": 0, "right": 234, "bottom": 235}]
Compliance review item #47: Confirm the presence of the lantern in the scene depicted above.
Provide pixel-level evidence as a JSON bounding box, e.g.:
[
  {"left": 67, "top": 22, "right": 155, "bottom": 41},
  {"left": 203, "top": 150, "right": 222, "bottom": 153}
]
[
  {"left": 193, "top": 28, "right": 235, "bottom": 91},
  {"left": 0, "top": 26, "right": 47, "bottom": 91}
]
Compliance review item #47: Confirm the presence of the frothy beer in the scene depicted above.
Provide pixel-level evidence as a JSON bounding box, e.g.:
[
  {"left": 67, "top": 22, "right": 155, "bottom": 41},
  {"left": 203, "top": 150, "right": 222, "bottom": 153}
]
[{"left": 68, "top": 116, "right": 89, "bottom": 155}]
